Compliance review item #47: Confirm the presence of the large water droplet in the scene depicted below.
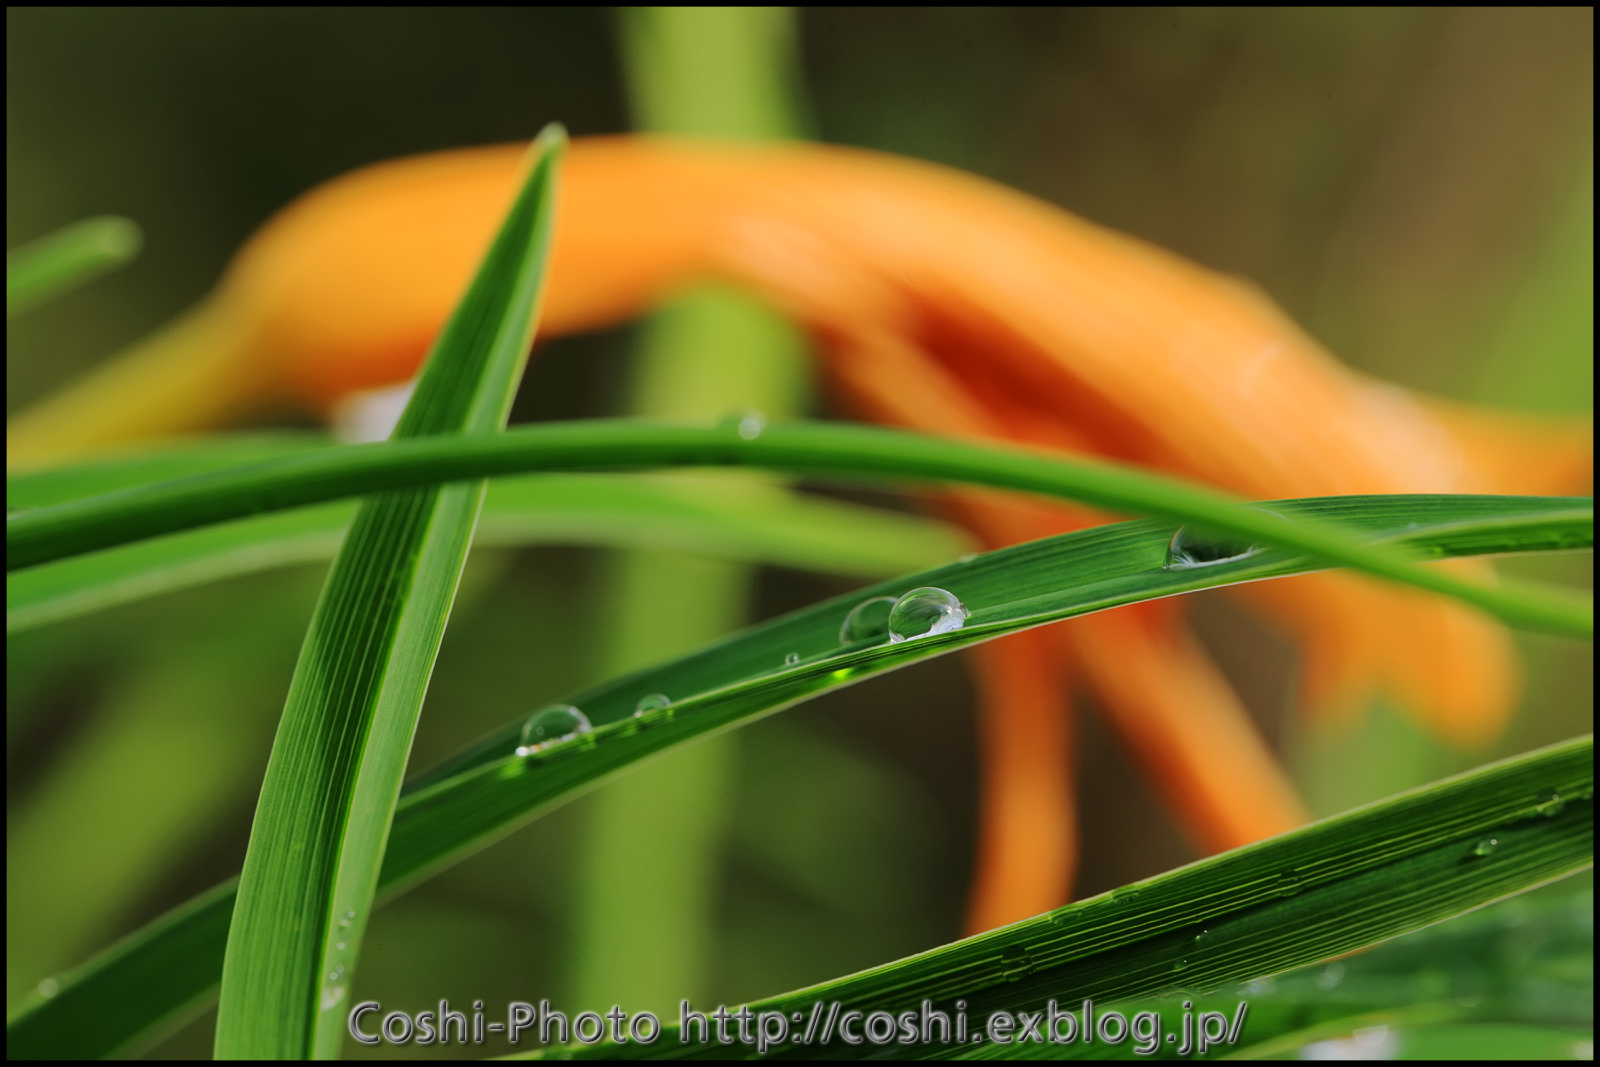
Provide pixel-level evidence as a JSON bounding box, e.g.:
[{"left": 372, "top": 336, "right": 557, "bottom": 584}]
[
  {"left": 517, "top": 704, "right": 591, "bottom": 756},
  {"left": 887, "top": 587, "right": 969, "bottom": 643},
  {"left": 1471, "top": 835, "right": 1500, "bottom": 857},
  {"left": 1165, "top": 509, "right": 1289, "bottom": 570},
  {"left": 634, "top": 693, "right": 671, "bottom": 715},
  {"left": 1534, "top": 791, "right": 1566, "bottom": 817},
  {"left": 839, "top": 596, "right": 897, "bottom": 644},
  {"left": 321, "top": 984, "right": 347, "bottom": 1012},
  {"left": 37, "top": 978, "right": 59, "bottom": 999}
]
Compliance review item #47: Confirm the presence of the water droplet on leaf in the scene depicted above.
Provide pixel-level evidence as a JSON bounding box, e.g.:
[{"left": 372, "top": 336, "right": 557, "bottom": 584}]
[
  {"left": 784, "top": 652, "right": 801, "bottom": 667},
  {"left": 887, "top": 587, "right": 968, "bottom": 643},
  {"left": 999, "top": 946, "right": 1032, "bottom": 982},
  {"left": 1471, "top": 836, "right": 1500, "bottom": 857},
  {"left": 839, "top": 596, "right": 897, "bottom": 644},
  {"left": 634, "top": 693, "right": 671, "bottom": 715},
  {"left": 37, "top": 978, "right": 58, "bottom": 999},
  {"left": 321, "top": 984, "right": 347, "bottom": 1012},
  {"left": 1165, "top": 509, "right": 1289, "bottom": 569},
  {"left": 722, "top": 408, "right": 766, "bottom": 440},
  {"left": 517, "top": 704, "right": 591, "bottom": 755},
  {"left": 1535, "top": 791, "right": 1566, "bottom": 817}
]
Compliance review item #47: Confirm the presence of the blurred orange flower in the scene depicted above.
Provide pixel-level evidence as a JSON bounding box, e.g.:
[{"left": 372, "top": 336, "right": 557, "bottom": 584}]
[{"left": 9, "top": 137, "right": 1589, "bottom": 933}]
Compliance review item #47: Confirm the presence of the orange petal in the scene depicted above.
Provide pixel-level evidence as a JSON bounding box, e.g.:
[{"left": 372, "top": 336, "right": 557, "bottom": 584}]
[
  {"left": 964, "top": 629, "right": 1077, "bottom": 934},
  {"left": 1062, "top": 601, "right": 1310, "bottom": 854}
]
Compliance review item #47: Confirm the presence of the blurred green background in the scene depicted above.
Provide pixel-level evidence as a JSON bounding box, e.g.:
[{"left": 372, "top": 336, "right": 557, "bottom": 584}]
[{"left": 6, "top": 8, "right": 1591, "bottom": 1059}]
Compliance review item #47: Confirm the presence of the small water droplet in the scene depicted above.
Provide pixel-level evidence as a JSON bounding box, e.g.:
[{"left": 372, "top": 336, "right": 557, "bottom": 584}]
[
  {"left": 37, "top": 978, "right": 59, "bottom": 999},
  {"left": 839, "top": 595, "right": 897, "bottom": 644},
  {"left": 1192, "top": 928, "right": 1209, "bottom": 946},
  {"left": 1275, "top": 870, "right": 1302, "bottom": 896},
  {"left": 999, "top": 946, "right": 1032, "bottom": 981},
  {"left": 1165, "top": 509, "right": 1289, "bottom": 570},
  {"left": 1471, "top": 835, "right": 1500, "bottom": 857},
  {"left": 722, "top": 409, "right": 766, "bottom": 440},
  {"left": 1111, "top": 885, "right": 1142, "bottom": 905},
  {"left": 321, "top": 984, "right": 347, "bottom": 1012},
  {"left": 1535, "top": 791, "right": 1566, "bottom": 817},
  {"left": 784, "top": 652, "right": 801, "bottom": 667},
  {"left": 518, "top": 704, "right": 591, "bottom": 755},
  {"left": 1172, "top": 958, "right": 1190, "bottom": 973},
  {"left": 958, "top": 553, "right": 978, "bottom": 564},
  {"left": 634, "top": 693, "right": 671, "bottom": 715},
  {"left": 1316, "top": 962, "right": 1345, "bottom": 991},
  {"left": 328, "top": 965, "right": 346, "bottom": 982},
  {"left": 887, "top": 587, "right": 968, "bottom": 643},
  {"left": 335, "top": 942, "right": 346, "bottom": 952}
]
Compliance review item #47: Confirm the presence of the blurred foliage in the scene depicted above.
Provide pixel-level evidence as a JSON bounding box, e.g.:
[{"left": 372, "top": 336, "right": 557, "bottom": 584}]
[{"left": 6, "top": 7, "right": 1591, "bottom": 1060}]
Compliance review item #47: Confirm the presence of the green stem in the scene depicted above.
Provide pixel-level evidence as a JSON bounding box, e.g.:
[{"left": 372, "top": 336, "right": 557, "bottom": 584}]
[{"left": 8, "top": 421, "right": 1592, "bottom": 638}]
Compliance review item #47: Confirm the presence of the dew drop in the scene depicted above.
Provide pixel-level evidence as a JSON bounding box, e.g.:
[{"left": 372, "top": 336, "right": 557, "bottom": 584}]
[
  {"left": 517, "top": 704, "right": 591, "bottom": 755},
  {"left": 839, "top": 596, "right": 897, "bottom": 644},
  {"left": 887, "top": 587, "right": 969, "bottom": 643},
  {"left": 1192, "top": 928, "right": 1210, "bottom": 947},
  {"left": 958, "top": 553, "right": 978, "bottom": 564},
  {"left": 1165, "top": 509, "right": 1289, "bottom": 570},
  {"left": 784, "top": 652, "right": 801, "bottom": 667},
  {"left": 1274, "top": 870, "right": 1302, "bottom": 897},
  {"left": 329, "top": 965, "right": 346, "bottom": 982},
  {"left": 321, "top": 984, "right": 347, "bottom": 1012},
  {"left": 336, "top": 942, "right": 346, "bottom": 952},
  {"left": 1535, "top": 791, "right": 1566, "bottom": 817},
  {"left": 1316, "top": 962, "right": 1345, "bottom": 991},
  {"left": 1471, "top": 835, "right": 1500, "bottom": 858},
  {"left": 1172, "top": 958, "right": 1190, "bottom": 973},
  {"left": 37, "top": 978, "right": 59, "bottom": 999},
  {"left": 999, "top": 946, "right": 1032, "bottom": 982},
  {"left": 634, "top": 693, "right": 671, "bottom": 715},
  {"left": 722, "top": 408, "right": 766, "bottom": 441}
]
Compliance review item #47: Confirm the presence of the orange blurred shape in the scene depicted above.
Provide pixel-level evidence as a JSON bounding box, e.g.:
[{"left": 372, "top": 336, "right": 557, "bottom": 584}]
[{"left": 10, "top": 136, "right": 1589, "bottom": 932}]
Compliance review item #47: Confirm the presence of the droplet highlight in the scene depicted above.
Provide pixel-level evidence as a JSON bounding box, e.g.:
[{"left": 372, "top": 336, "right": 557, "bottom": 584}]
[
  {"left": 887, "top": 587, "right": 969, "bottom": 643},
  {"left": 839, "top": 596, "right": 897, "bottom": 645},
  {"left": 1471, "top": 835, "right": 1500, "bottom": 858},
  {"left": 516, "top": 704, "right": 592, "bottom": 756}
]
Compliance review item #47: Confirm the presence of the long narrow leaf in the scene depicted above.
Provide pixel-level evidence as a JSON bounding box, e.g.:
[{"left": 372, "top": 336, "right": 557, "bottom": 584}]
[
  {"left": 535, "top": 735, "right": 1582, "bottom": 1061},
  {"left": 6, "top": 495, "right": 1586, "bottom": 1059},
  {"left": 212, "top": 126, "right": 564, "bottom": 1059},
  {"left": 6, "top": 422, "right": 1590, "bottom": 639},
  {"left": 6, "top": 216, "right": 142, "bottom": 318},
  {"left": 6, "top": 473, "right": 970, "bottom": 632}
]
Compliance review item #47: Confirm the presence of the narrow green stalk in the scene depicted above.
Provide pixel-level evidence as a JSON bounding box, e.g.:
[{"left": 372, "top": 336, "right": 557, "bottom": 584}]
[
  {"left": 573, "top": 4, "right": 812, "bottom": 1018},
  {"left": 212, "top": 129, "right": 563, "bottom": 1058},
  {"left": 8, "top": 423, "right": 1592, "bottom": 638}
]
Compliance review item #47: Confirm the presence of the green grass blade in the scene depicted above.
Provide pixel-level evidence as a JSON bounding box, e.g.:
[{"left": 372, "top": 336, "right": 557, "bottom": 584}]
[
  {"left": 935, "top": 878, "right": 1592, "bottom": 1059},
  {"left": 4, "top": 430, "right": 969, "bottom": 632},
  {"left": 6, "top": 422, "right": 1593, "bottom": 637},
  {"left": 6, "top": 496, "right": 1586, "bottom": 1059},
  {"left": 526, "top": 736, "right": 1589, "bottom": 1060},
  {"left": 6, "top": 471, "right": 969, "bottom": 633},
  {"left": 6, "top": 216, "right": 142, "bottom": 318},
  {"left": 212, "top": 126, "right": 564, "bottom": 1060}
]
